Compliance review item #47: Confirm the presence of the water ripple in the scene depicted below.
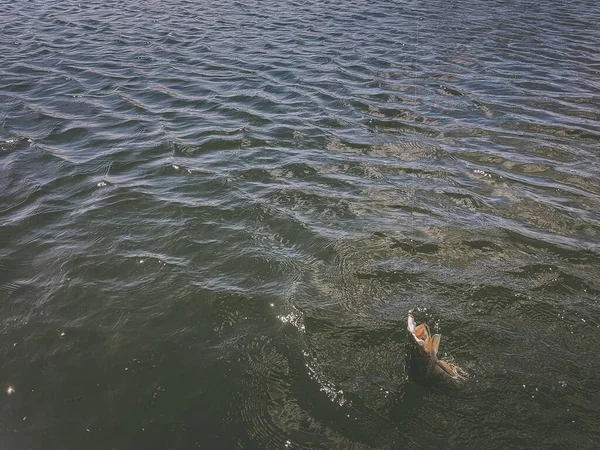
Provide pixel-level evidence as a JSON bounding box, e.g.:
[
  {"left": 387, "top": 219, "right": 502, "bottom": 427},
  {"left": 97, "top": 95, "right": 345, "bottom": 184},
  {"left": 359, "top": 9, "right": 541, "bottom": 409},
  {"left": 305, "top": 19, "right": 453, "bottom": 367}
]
[{"left": 2, "top": 0, "right": 600, "bottom": 447}]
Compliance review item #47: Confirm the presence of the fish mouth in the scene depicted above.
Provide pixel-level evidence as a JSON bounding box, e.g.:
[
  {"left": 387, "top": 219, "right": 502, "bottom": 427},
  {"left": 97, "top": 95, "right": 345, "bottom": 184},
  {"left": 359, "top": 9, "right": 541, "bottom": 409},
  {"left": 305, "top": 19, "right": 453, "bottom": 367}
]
[{"left": 407, "top": 312, "right": 429, "bottom": 354}]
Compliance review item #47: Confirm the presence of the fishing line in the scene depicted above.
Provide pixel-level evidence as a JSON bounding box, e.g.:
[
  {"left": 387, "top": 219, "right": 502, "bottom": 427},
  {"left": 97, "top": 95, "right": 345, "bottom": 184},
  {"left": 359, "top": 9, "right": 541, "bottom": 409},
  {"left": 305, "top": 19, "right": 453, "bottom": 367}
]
[
  {"left": 401, "top": 10, "right": 422, "bottom": 253},
  {"left": 410, "top": 13, "right": 420, "bottom": 252},
  {"left": 376, "top": 9, "right": 421, "bottom": 252}
]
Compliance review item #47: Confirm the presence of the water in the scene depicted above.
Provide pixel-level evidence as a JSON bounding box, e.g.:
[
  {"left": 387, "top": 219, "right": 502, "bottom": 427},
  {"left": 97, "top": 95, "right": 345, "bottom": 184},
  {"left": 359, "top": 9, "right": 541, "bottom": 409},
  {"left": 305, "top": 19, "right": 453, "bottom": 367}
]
[{"left": 1, "top": 0, "right": 599, "bottom": 447}]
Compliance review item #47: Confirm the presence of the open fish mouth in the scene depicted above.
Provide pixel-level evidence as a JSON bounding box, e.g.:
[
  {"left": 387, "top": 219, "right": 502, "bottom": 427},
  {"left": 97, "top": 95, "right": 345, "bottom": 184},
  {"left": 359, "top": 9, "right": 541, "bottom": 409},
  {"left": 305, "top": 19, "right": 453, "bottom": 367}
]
[
  {"left": 407, "top": 312, "right": 429, "bottom": 350},
  {"left": 406, "top": 312, "right": 466, "bottom": 386}
]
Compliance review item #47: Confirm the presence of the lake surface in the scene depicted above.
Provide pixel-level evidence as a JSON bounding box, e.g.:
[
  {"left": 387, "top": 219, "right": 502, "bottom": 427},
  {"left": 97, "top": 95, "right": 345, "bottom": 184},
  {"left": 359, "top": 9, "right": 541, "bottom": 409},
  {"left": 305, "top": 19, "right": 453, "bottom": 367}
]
[{"left": 1, "top": 0, "right": 599, "bottom": 448}]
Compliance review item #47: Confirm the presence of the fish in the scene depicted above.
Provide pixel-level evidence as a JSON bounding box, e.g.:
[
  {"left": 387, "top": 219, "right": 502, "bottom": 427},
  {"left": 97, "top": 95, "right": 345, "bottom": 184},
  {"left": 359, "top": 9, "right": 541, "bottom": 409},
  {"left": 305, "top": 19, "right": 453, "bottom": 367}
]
[{"left": 405, "top": 312, "right": 466, "bottom": 387}]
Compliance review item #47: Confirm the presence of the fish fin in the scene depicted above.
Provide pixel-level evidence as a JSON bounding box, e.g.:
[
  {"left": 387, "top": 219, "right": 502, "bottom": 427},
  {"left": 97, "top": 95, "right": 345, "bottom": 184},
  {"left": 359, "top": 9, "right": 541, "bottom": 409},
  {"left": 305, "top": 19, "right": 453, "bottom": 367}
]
[
  {"left": 437, "top": 360, "right": 460, "bottom": 378},
  {"left": 427, "top": 358, "right": 443, "bottom": 377},
  {"left": 431, "top": 334, "right": 441, "bottom": 354}
]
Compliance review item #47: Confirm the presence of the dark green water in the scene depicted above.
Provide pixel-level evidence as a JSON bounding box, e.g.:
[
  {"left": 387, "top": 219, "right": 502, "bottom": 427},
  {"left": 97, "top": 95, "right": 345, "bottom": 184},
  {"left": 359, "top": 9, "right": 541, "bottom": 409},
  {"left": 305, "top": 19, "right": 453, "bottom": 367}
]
[{"left": 1, "top": 0, "right": 599, "bottom": 448}]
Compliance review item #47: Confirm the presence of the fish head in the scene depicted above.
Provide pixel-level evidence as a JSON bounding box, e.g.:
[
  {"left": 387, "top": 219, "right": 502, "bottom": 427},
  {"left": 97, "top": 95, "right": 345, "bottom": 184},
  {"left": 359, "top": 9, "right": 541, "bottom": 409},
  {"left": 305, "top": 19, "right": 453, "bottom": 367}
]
[{"left": 407, "top": 313, "right": 434, "bottom": 356}]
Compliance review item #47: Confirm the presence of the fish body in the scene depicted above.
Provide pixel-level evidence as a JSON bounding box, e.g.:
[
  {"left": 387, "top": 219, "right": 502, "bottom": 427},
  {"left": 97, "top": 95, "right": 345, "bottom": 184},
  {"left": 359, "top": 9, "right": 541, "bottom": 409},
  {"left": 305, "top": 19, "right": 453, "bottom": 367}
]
[{"left": 405, "top": 312, "right": 465, "bottom": 387}]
